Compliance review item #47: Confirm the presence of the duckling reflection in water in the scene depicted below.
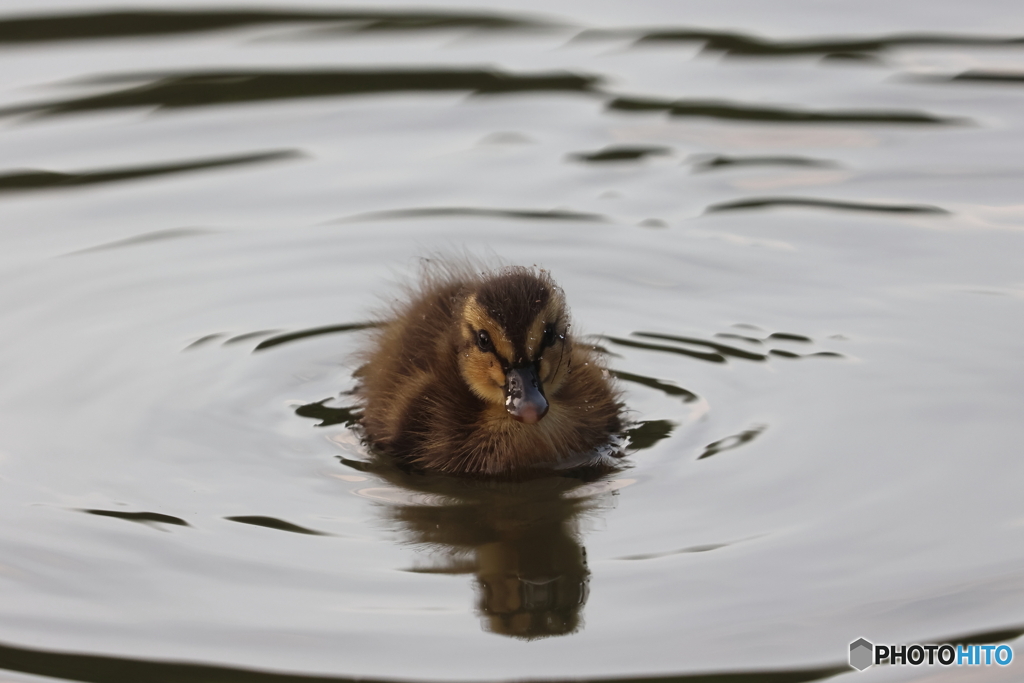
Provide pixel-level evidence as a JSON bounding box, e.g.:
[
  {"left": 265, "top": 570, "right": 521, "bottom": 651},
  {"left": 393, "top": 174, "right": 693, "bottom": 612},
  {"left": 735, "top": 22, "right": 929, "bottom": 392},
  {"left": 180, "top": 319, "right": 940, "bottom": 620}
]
[
  {"left": 366, "top": 467, "right": 603, "bottom": 639},
  {"left": 357, "top": 262, "right": 623, "bottom": 477}
]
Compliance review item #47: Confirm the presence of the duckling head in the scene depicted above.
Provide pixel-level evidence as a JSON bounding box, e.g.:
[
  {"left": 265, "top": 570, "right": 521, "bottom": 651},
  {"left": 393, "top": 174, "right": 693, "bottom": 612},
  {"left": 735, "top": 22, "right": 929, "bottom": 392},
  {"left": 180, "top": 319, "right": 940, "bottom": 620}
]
[{"left": 457, "top": 268, "right": 571, "bottom": 425}]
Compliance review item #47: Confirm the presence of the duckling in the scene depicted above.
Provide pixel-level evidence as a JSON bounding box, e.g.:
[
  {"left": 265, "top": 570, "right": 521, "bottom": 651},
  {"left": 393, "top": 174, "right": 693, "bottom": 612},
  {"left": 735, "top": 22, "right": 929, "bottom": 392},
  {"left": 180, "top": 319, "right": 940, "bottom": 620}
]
[{"left": 356, "top": 262, "right": 622, "bottom": 477}]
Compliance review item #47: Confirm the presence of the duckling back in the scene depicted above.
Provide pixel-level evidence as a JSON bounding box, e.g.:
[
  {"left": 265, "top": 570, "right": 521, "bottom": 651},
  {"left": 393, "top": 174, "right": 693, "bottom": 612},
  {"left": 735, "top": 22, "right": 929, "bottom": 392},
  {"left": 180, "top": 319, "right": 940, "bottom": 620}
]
[{"left": 357, "top": 264, "right": 622, "bottom": 477}]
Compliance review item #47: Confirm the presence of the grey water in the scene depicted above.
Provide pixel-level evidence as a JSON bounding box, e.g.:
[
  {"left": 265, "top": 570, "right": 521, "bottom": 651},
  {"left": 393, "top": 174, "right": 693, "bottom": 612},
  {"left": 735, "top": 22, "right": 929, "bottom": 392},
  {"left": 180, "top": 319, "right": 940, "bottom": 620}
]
[{"left": 1, "top": 1, "right": 1023, "bottom": 682}]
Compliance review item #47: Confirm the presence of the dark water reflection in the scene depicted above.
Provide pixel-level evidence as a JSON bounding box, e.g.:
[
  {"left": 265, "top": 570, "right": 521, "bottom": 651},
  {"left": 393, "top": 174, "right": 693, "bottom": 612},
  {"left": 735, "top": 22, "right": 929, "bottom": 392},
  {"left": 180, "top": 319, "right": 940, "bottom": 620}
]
[
  {"left": 619, "top": 29, "right": 1024, "bottom": 57},
  {"left": 948, "top": 70, "right": 1024, "bottom": 84},
  {"left": 0, "top": 8, "right": 555, "bottom": 44},
  {"left": 339, "top": 207, "right": 607, "bottom": 223},
  {"left": 376, "top": 472, "right": 595, "bottom": 639},
  {"left": 3, "top": 621, "right": 1024, "bottom": 683},
  {"left": 2, "top": 69, "right": 600, "bottom": 119},
  {"left": 569, "top": 146, "right": 672, "bottom": 163},
  {"left": 80, "top": 509, "right": 191, "bottom": 528},
  {"left": 706, "top": 197, "right": 949, "bottom": 215},
  {"left": 0, "top": 637, "right": 851, "bottom": 683},
  {"left": 225, "top": 515, "right": 331, "bottom": 536},
  {"left": 0, "top": 150, "right": 298, "bottom": 195},
  {"left": 690, "top": 155, "right": 840, "bottom": 171},
  {"left": 253, "top": 323, "right": 379, "bottom": 352},
  {"left": 606, "top": 97, "right": 962, "bottom": 125}
]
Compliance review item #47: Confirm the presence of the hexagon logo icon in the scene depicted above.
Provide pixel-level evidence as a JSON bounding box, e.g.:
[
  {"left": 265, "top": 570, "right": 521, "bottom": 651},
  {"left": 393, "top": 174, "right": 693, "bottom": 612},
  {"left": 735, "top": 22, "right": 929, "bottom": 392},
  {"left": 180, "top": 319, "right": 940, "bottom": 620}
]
[{"left": 849, "top": 638, "right": 874, "bottom": 671}]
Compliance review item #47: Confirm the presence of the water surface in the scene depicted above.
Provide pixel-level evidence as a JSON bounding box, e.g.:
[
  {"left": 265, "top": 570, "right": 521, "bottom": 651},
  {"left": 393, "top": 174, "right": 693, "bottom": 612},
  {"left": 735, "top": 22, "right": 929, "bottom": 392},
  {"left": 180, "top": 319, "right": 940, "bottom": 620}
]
[{"left": 1, "top": 1, "right": 1024, "bottom": 682}]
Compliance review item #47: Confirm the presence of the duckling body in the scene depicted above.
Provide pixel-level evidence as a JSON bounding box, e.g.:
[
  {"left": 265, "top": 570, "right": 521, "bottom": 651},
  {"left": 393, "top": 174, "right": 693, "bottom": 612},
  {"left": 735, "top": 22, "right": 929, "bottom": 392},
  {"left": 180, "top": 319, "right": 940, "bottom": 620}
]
[{"left": 357, "top": 264, "right": 622, "bottom": 477}]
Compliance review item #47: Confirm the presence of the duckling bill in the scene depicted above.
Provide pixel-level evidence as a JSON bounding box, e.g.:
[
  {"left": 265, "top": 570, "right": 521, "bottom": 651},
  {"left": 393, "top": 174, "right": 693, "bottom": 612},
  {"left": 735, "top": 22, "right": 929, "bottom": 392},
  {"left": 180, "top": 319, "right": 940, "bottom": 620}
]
[{"left": 357, "top": 263, "right": 623, "bottom": 476}]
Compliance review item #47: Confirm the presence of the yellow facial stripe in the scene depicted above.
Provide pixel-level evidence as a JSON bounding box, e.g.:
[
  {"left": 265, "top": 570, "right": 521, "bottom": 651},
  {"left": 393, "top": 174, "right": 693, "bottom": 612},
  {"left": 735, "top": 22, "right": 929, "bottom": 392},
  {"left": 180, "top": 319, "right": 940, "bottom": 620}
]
[{"left": 462, "top": 295, "right": 515, "bottom": 361}]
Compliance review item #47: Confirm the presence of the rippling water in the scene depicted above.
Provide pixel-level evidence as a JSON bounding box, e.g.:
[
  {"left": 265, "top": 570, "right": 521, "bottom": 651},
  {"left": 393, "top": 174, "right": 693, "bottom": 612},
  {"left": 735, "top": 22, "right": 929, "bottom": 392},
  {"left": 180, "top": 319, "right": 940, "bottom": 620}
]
[{"left": 2, "top": 2, "right": 1024, "bottom": 682}]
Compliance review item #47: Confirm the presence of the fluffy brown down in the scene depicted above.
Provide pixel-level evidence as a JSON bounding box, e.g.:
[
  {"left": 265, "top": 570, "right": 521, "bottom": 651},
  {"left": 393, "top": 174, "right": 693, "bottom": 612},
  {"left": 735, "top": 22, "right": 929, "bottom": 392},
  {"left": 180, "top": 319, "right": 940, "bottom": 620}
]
[{"left": 356, "top": 263, "right": 622, "bottom": 477}]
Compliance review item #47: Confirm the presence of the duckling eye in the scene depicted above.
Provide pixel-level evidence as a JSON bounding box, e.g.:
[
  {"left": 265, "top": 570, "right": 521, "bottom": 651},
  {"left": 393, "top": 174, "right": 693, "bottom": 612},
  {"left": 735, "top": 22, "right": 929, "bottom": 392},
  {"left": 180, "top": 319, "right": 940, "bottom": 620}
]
[
  {"left": 541, "top": 324, "right": 557, "bottom": 348},
  {"left": 476, "top": 329, "right": 494, "bottom": 353}
]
